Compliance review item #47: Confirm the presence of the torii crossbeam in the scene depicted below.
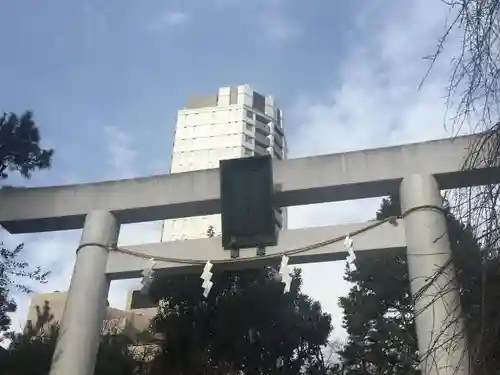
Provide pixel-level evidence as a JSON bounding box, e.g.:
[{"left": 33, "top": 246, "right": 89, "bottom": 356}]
[{"left": 0, "top": 134, "right": 493, "bottom": 375}]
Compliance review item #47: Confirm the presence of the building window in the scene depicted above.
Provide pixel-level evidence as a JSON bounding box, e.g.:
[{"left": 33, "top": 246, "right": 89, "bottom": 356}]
[
  {"left": 255, "top": 114, "right": 269, "bottom": 125},
  {"left": 255, "top": 127, "right": 268, "bottom": 136},
  {"left": 252, "top": 91, "right": 266, "bottom": 113},
  {"left": 274, "top": 125, "right": 284, "bottom": 137},
  {"left": 245, "top": 135, "right": 253, "bottom": 144},
  {"left": 246, "top": 110, "right": 254, "bottom": 119},
  {"left": 246, "top": 122, "right": 253, "bottom": 132},
  {"left": 255, "top": 139, "right": 267, "bottom": 149},
  {"left": 244, "top": 148, "right": 253, "bottom": 157}
]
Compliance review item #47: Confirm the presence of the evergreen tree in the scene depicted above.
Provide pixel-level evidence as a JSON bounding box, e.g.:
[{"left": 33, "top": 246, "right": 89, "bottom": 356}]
[
  {"left": 147, "top": 267, "right": 333, "bottom": 375},
  {"left": 0, "top": 111, "right": 54, "bottom": 338},
  {"left": 0, "top": 111, "right": 53, "bottom": 179}
]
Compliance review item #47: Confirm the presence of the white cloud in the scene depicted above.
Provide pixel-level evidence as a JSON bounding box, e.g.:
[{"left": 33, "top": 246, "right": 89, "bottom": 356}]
[
  {"left": 261, "top": 15, "right": 298, "bottom": 43},
  {"left": 289, "top": 3, "right": 455, "bottom": 158},
  {"left": 214, "top": 0, "right": 298, "bottom": 44},
  {"left": 149, "top": 10, "right": 190, "bottom": 32},
  {"left": 258, "top": 0, "right": 299, "bottom": 44},
  {"left": 285, "top": 0, "right": 459, "bottom": 339},
  {"left": 103, "top": 125, "right": 138, "bottom": 179},
  {"left": 163, "top": 11, "right": 189, "bottom": 27}
]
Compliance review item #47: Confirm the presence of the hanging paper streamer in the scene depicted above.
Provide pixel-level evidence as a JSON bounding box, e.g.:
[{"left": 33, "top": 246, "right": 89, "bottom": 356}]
[
  {"left": 344, "top": 235, "right": 357, "bottom": 272},
  {"left": 279, "top": 255, "right": 291, "bottom": 293},
  {"left": 201, "top": 261, "right": 214, "bottom": 298}
]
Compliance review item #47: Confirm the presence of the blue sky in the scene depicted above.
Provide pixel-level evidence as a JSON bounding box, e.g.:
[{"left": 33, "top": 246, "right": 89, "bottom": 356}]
[
  {"left": 1, "top": 0, "right": 459, "bottom": 341},
  {"left": 0, "top": 0, "right": 360, "bottom": 185}
]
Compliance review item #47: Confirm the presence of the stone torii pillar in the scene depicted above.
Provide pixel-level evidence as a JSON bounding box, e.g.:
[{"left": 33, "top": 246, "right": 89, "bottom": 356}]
[
  {"left": 401, "top": 174, "right": 470, "bottom": 375},
  {"left": 48, "top": 211, "right": 119, "bottom": 375}
]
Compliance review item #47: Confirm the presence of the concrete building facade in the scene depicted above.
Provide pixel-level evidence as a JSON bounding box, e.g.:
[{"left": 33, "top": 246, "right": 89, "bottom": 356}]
[
  {"left": 25, "top": 291, "right": 151, "bottom": 343},
  {"left": 161, "top": 84, "right": 287, "bottom": 242},
  {"left": 125, "top": 289, "right": 158, "bottom": 318}
]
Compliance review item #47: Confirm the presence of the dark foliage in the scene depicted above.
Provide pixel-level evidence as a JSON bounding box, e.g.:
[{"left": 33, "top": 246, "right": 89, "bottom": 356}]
[
  {"left": 0, "top": 111, "right": 53, "bottom": 338},
  {"left": 147, "top": 267, "right": 333, "bottom": 375},
  {"left": 0, "top": 111, "right": 53, "bottom": 179}
]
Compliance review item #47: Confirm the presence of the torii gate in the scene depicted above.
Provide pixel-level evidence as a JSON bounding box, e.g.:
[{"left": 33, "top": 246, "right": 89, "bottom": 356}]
[{"left": 0, "top": 134, "right": 495, "bottom": 375}]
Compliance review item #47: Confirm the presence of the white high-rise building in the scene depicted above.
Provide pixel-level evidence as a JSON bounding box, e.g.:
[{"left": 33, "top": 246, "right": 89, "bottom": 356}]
[{"left": 161, "top": 84, "right": 287, "bottom": 243}]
